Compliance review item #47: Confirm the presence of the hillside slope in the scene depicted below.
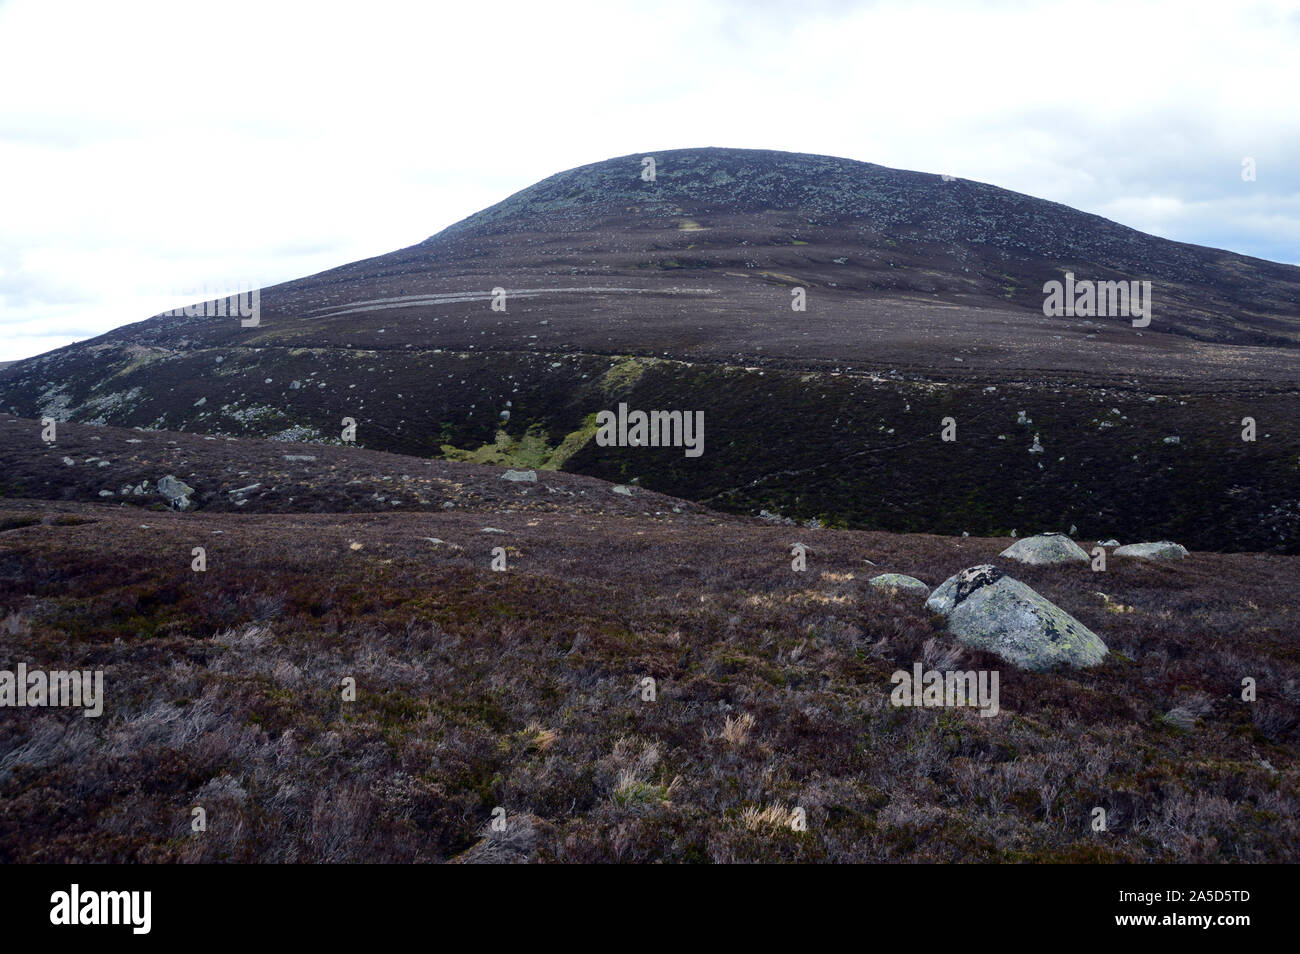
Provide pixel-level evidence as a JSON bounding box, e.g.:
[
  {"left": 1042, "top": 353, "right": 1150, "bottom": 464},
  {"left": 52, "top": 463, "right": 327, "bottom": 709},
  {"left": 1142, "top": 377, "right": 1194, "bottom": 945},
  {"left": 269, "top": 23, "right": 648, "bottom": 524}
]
[{"left": 0, "top": 420, "right": 1296, "bottom": 862}]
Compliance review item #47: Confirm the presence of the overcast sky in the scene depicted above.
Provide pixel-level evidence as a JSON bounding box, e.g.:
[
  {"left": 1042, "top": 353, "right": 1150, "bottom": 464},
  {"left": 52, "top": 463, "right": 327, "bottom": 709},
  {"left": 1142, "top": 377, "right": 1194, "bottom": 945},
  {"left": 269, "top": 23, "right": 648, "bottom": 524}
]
[{"left": 1, "top": 0, "right": 1297, "bottom": 361}]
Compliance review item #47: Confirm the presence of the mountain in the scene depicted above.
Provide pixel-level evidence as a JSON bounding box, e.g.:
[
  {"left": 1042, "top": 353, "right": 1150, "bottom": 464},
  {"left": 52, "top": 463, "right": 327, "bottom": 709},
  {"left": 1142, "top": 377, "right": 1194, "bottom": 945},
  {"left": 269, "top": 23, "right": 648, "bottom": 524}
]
[{"left": 2, "top": 147, "right": 1298, "bottom": 551}]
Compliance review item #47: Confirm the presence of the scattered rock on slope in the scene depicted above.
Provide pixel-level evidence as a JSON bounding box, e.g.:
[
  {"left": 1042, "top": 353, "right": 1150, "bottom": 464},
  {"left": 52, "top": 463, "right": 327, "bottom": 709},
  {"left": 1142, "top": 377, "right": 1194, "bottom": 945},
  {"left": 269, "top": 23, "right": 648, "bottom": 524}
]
[
  {"left": 1161, "top": 707, "right": 1199, "bottom": 731},
  {"left": 869, "top": 573, "right": 929, "bottom": 595},
  {"left": 999, "top": 532, "right": 1090, "bottom": 565},
  {"left": 1114, "top": 541, "right": 1188, "bottom": 560},
  {"left": 157, "top": 474, "right": 195, "bottom": 511},
  {"left": 926, "top": 565, "right": 1108, "bottom": 671}
]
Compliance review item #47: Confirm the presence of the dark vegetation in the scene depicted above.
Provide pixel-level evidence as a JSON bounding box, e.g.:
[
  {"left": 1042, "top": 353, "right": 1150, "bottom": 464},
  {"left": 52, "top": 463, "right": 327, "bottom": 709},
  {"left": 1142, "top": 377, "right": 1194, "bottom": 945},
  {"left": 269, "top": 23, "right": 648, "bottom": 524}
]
[{"left": 2, "top": 344, "right": 1295, "bottom": 552}]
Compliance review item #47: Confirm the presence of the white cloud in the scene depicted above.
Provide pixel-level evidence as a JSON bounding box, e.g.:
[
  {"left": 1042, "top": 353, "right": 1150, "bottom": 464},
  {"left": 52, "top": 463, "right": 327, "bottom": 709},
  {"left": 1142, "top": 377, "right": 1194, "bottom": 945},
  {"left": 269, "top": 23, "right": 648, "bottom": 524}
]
[{"left": 1, "top": 0, "right": 1297, "bottom": 359}]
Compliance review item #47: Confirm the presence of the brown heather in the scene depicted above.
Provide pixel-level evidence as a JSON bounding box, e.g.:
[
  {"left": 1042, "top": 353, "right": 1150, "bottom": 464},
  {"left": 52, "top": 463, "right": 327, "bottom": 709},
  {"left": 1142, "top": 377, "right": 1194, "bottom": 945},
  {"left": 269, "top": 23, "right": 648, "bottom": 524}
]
[{"left": 0, "top": 417, "right": 1296, "bottom": 863}]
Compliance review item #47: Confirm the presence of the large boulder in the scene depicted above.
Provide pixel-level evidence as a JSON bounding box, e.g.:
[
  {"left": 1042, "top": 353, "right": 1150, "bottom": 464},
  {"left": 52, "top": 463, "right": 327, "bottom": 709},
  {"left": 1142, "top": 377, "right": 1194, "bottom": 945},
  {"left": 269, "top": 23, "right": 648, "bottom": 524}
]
[
  {"left": 157, "top": 474, "right": 195, "bottom": 511},
  {"left": 869, "top": 573, "right": 929, "bottom": 596},
  {"left": 999, "top": 532, "right": 1089, "bottom": 565},
  {"left": 926, "top": 565, "right": 1108, "bottom": 671},
  {"left": 1114, "top": 541, "right": 1188, "bottom": 560}
]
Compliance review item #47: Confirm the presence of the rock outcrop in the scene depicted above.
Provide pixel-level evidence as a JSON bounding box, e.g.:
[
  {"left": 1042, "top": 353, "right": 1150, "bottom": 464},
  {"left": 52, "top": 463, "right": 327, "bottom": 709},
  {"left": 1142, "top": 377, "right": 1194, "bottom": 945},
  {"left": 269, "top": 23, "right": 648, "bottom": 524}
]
[{"left": 157, "top": 474, "right": 195, "bottom": 511}]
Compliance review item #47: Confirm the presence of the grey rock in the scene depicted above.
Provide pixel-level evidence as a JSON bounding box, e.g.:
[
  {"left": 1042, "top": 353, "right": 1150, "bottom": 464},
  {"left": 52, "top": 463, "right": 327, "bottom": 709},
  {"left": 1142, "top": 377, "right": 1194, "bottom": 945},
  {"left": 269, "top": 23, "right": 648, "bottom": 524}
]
[
  {"left": 1161, "top": 707, "right": 1198, "bottom": 731},
  {"left": 999, "top": 532, "right": 1089, "bottom": 565},
  {"left": 423, "top": 537, "right": 462, "bottom": 550},
  {"left": 1098, "top": 538, "right": 1120, "bottom": 547},
  {"left": 926, "top": 565, "right": 1108, "bottom": 670},
  {"left": 869, "top": 573, "right": 929, "bottom": 595},
  {"left": 157, "top": 474, "right": 195, "bottom": 510},
  {"left": 1114, "top": 541, "right": 1188, "bottom": 560},
  {"left": 927, "top": 564, "right": 1004, "bottom": 615},
  {"left": 501, "top": 469, "right": 537, "bottom": 482}
]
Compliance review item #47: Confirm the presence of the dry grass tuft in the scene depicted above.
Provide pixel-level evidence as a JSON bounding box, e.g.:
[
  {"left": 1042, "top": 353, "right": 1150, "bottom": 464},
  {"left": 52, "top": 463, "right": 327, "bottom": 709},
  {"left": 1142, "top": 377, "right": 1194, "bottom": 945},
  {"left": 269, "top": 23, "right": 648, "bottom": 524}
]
[
  {"left": 721, "top": 713, "right": 756, "bottom": 747},
  {"left": 742, "top": 803, "right": 800, "bottom": 832}
]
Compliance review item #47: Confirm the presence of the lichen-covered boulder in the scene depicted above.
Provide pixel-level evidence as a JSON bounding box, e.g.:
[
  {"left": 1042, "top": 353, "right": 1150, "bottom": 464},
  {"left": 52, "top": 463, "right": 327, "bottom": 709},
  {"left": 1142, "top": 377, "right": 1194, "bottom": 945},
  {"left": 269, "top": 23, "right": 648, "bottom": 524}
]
[
  {"left": 926, "top": 565, "right": 1107, "bottom": 670},
  {"left": 869, "top": 573, "right": 929, "bottom": 595},
  {"left": 999, "top": 532, "right": 1089, "bottom": 565},
  {"left": 157, "top": 474, "right": 195, "bottom": 511},
  {"left": 1114, "top": 541, "right": 1188, "bottom": 560}
]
